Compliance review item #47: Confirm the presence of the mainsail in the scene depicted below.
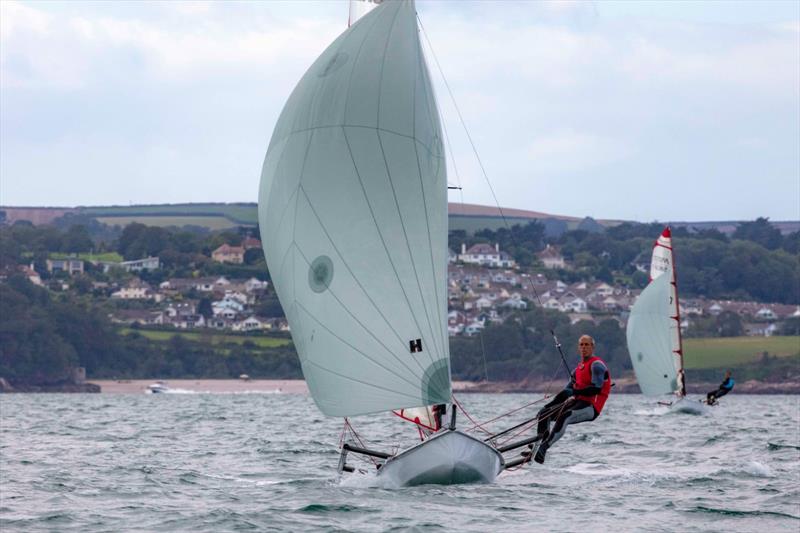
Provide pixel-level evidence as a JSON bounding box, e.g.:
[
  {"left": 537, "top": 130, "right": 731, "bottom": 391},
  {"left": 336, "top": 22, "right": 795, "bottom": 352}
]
[
  {"left": 258, "top": 0, "right": 451, "bottom": 417},
  {"left": 627, "top": 227, "right": 685, "bottom": 397}
]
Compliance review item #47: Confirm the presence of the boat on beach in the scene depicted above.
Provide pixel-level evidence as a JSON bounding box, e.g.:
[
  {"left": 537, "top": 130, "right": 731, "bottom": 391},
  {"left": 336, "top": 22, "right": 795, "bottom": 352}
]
[{"left": 147, "top": 381, "right": 170, "bottom": 394}]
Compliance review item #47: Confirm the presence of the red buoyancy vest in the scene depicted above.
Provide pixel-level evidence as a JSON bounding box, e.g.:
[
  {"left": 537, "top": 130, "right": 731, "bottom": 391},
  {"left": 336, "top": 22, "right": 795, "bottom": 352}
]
[{"left": 574, "top": 355, "right": 611, "bottom": 414}]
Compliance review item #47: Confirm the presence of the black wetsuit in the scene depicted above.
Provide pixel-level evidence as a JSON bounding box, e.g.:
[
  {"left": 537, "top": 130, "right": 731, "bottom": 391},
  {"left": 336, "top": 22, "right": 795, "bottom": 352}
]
[
  {"left": 533, "top": 359, "right": 607, "bottom": 463},
  {"left": 707, "top": 377, "right": 734, "bottom": 404}
]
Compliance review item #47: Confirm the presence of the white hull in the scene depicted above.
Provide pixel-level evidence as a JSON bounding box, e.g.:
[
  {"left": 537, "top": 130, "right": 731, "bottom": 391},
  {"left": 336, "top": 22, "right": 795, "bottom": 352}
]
[
  {"left": 376, "top": 430, "right": 503, "bottom": 488},
  {"left": 669, "top": 396, "right": 709, "bottom": 415}
]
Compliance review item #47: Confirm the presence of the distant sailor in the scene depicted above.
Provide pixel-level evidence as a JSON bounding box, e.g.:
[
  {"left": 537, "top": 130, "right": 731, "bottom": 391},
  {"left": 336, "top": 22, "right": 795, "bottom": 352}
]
[
  {"left": 706, "top": 370, "right": 734, "bottom": 405},
  {"left": 530, "top": 335, "right": 611, "bottom": 464}
]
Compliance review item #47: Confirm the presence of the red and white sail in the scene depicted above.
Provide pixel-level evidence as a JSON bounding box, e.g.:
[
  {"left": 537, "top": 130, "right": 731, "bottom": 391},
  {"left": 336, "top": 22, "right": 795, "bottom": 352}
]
[{"left": 649, "top": 227, "right": 686, "bottom": 396}]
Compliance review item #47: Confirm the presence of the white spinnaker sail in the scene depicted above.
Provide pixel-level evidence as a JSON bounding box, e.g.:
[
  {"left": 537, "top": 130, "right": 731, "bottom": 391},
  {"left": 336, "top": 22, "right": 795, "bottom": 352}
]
[
  {"left": 649, "top": 227, "right": 685, "bottom": 394},
  {"left": 626, "top": 274, "right": 679, "bottom": 396},
  {"left": 349, "top": 0, "right": 382, "bottom": 26},
  {"left": 258, "top": 0, "right": 451, "bottom": 417}
]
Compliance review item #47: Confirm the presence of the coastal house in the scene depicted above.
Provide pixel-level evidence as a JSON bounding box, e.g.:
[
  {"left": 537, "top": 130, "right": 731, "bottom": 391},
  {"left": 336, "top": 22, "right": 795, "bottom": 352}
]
[
  {"left": 194, "top": 276, "right": 231, "bottom": 292},
  {"left": 568, "top": 312, "right": 595, "bottom": 325},
  {"left": 755, "top": 307, "right": 777, "bottom": 320},
  {"left": 242, "top": 237, "right": 262, "bottom": 250},
  {"left": 164, "top": 301, "right": 198, "bottom": 318},
  {"left": 463, "top": 321, "right": 485, "bottom": 336},
  {"left": 601, "top": 296, "right": 620, "bottom": 311},
  {"left": 20, "top": 264, "right": 42, "bottom": 286},
  {"left": 743, "top": 322, "right": 778, "bottom": 336},
  {"left": 501, "top": 295, "right": 528, "bottom": 310},
  {"left": 111, "top": 279, "right": 160, "bottom": 301},
  {"left": 563, "top": 297, "right": 588, "bottom": 313},
  {"left": 458, "top": 243, "right": 516, "bottom": 268},
  {"left": 212, "top": 296, "right": 245, "bottom": 315},
  {"left": 235, "top": 316, "right": 267, "bottom": 332},
  {"left": 170, "top": 314, "right": 205, "bottom": 329},
  {"left": 448, "top": 248, "right": 458, "bottom": 264},
  {"left": 110, "top": 309, "right": 164, "bottom": 326},
  {"left": 244, "top": 277, "right": 269, "bottom": 293},
  {"left": 46, "top": 258, "right": 84, "bottom": 275},
  {"left": 212, "top": 244, "right": 245, "bottom": 264},
  {"left": 538, "top": 245, "right": 565, "bottom": 269}
]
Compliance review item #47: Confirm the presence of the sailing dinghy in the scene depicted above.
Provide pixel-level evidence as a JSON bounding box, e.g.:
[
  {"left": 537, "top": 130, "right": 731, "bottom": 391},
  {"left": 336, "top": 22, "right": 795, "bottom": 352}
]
[
  {"left": 626, "top": 228, "right": 707, "bottom": 415},
  {"left": 258, "top": 0, "right": 504, "bottom": 486}
]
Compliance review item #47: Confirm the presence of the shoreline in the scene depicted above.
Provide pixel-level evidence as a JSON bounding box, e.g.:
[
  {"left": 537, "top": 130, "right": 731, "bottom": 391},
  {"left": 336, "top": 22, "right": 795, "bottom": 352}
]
[
  {"left": 86, "top": 378, "right": 800, "bottom": 395},
  {"left": 2, "top": 378, "right": 798, "bottom": 394}
]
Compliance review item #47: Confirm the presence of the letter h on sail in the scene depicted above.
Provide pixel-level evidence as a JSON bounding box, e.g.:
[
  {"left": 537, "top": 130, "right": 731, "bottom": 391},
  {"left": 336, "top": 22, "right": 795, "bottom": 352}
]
[{"left": 409, "top": 338, "right": 423, "bottom": 353}]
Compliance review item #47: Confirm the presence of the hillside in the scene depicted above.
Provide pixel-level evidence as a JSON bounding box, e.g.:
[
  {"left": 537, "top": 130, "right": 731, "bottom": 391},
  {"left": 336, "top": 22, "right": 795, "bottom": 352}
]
[{"left": 3, "top": 203, "right": 798, "bottom": 235}]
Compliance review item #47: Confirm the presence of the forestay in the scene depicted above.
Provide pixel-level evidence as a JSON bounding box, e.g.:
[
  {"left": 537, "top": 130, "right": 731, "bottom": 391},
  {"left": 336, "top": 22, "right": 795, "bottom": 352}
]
[
  {"left": 626, "top": 274, "right": 680, "bottom": 396},
  {"left": 258, "top": 0, "right": 451, "bottom": 417}
]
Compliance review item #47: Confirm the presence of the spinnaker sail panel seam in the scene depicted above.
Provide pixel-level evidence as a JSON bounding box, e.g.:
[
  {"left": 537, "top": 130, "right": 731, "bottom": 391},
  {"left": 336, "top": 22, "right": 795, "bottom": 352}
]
[
  {"left": 375, "top": 0, "right": 406, "bottom": 135},
  {"left": 340, "top": 126, "right": 440, "bottom": 372},
  {"left": 302, "top": 358, "right": 423, "bottom": 411},
  {"left": 409, "top": 23, "right": 448, "bottom": 368},
  {"left": 342, "top": 0, "right": 393, "bottom": 128},
  {"left": 375, "top": 128, "right": 445, "bottom": 370},
  {"left": 287, "top": 124, "right": 442, "bottom": 160},
  {"left": 411, "top": 132, "right": 448, "bottom": 372},
  {"left": 295, "top": 300, "right": 429, "bottom": 396},
  {"left": 294, "top": 185, "right": 431, "bottom": 379}
]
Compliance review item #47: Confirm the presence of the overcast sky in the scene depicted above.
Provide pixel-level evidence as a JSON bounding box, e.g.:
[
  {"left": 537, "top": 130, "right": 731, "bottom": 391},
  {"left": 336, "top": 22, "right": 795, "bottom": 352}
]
[{"left": 1, "top": 0, "right": 798, "bottom": 222}]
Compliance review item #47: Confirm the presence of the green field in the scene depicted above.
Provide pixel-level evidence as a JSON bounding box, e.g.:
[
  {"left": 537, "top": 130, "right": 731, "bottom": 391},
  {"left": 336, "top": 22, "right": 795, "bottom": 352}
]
[
  {"left": 120, "top": 328, "right": 292, "bottom": 348},
  {"left": 83, "top": 203, "right": 258, "bottom": 225},
  {"left": 50, "top": 251, "right": 124, "bottom": 262},
  {"left": 684, "top": 336, "right": 800, "bottom": 369},
  {"left": 96, "top": 216, "right": 239, "bottom": 230}
]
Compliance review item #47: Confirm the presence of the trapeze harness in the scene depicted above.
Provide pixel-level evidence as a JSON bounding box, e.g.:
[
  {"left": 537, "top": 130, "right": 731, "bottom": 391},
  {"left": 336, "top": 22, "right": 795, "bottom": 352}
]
[
  {"left": 707, "top": 377, "right": 734, "bottom": 403},
  {"left": 538, "top": 356, "right": 611, "bottom": 450}
]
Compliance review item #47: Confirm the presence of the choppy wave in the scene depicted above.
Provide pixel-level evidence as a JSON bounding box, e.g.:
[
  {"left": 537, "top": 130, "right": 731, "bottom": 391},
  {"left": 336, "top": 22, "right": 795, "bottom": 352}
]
[{"left": 1, "top": 394, "right": 798, "bottom": 532}]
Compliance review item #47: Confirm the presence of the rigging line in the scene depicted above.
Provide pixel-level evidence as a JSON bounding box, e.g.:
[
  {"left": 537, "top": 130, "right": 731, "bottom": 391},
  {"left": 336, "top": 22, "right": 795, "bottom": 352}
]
[
  {"left": 411, "top": 132, "right": 449, "bottom": 369},
  {"left": 298, "top": 167, "right": 429, "bottom": 377},
  {"left": 293, "top": 229, "right": 430, "bottom": 386},
  {"left": 416, "top": 20, "right": 462, "bottom": 368},
  {"left": 340, "top": 128, "right": 438, "bottom": 372},
  {"left": 412, "top": 28, "right": 450, "bottom": 369},
  {"left": 463, "top": 344, "right": 566, "bottom": 434},
  {"left": 376, "top": 130, "right": 446, "bottom": 371},
  {"left": 298, "top": 313, "right": 428, "bottom": 402},
  {"left": 370, "top": 3, "right": 443, "bottom": 370},
  {"left": 287, "top": 124, "right": 442, "bottom": 161},
  {"left": 479, "top": 330, "right": 490, "bottom": 383},
  {"left": 292, "top": 129, "right": 318, "bottom": 302},
  {"left": 417, "top": 14, "right": 465, "bottom": 204},
  {"left": 419, "top": 15, "right": 573, "bottom": 385},
  {"left": 342, "top": 131, "right": 442, "bottom": 373},
  {"left": 342, "top": 0, "right": 392, "bottom": 124}
]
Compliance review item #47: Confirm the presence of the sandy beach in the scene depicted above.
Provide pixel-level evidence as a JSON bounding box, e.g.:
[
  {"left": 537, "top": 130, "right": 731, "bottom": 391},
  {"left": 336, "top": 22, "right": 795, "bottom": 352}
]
[{"left": 93, "top": 379, "right": 308, "bottom": 394}]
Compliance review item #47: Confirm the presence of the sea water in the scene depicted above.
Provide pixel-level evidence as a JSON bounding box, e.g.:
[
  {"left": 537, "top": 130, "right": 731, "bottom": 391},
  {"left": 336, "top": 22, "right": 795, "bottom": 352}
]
[{"left": 1, "top": 393, "right": 798, "bottom": 532}]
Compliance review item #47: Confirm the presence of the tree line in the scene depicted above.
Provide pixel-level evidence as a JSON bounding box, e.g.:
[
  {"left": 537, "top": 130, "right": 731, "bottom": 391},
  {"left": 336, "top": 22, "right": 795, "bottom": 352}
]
[
  {"left": 0, "top": 275, "right": 300, "bottom": 386},
  {"left": 452, "top": 217, "right": 799, "bottom": 304}
]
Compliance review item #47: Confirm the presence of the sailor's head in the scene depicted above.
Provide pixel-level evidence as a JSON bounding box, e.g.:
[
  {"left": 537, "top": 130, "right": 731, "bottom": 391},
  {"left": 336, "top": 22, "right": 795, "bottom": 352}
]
[
  {"left": 725, "top": 370, "right": 732, "bottom": 378},
  {"left": 578, "top": 335, "right": 595, "bottom": 359}
]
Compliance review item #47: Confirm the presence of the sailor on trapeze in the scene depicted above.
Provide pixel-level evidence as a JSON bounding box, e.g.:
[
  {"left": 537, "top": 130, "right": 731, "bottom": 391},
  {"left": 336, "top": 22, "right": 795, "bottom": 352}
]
[
  {"left": 706, "top": 370, "right": 734, "bottom": 405},
  {"left": 528, "top": 334, "right": 612, "bottom": 464}
]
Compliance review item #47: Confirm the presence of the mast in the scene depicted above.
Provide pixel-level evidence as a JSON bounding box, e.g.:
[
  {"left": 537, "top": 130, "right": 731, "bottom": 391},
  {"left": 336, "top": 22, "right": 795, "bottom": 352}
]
[
  {"left": 668, "top": 227, "right": 687, "bottom": 397},
  {"left": 650, "top": 227, "right": 685, "bottom": 398}
]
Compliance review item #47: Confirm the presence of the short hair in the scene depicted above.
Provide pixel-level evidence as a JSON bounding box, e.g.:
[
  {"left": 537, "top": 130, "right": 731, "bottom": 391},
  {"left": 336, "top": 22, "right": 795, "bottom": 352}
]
[{"left": 579, "top": 335, "right": 594, "bottom": 345}]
